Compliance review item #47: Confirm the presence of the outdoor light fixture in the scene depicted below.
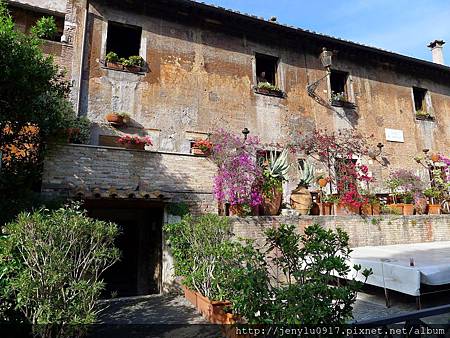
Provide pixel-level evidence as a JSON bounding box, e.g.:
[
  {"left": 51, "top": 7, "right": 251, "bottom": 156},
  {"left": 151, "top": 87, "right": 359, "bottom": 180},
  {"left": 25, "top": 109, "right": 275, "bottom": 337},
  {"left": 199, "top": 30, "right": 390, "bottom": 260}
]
[
  {"left": 242, "top": 128, "right": 250, "bottom": 141},
  {"left": 320, "top": 47, "right": 333, "bottom": 70}
]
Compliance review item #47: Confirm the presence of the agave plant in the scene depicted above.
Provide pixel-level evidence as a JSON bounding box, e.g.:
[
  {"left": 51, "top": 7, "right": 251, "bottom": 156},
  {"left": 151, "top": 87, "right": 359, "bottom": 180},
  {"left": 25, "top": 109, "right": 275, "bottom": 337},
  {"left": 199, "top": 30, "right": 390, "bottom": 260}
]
[
  {"left": 264, "top": 148, "right": 290, "bottom": 181},
  {"left": 298, "top": 160, "right": 315, "bottom": 187}
]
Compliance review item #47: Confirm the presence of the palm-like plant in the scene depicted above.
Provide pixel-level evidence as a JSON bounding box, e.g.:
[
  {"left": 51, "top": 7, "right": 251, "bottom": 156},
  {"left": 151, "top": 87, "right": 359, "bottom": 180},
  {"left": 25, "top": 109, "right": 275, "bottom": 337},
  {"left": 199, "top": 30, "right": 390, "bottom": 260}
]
[{"left": 264, "top": 149, "right": 290, "bottom": 181}]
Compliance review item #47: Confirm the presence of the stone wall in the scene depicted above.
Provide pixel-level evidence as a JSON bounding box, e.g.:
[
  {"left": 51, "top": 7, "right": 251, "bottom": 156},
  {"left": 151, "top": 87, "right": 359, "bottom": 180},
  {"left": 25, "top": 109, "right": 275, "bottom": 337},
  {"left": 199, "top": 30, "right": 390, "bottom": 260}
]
[
  {"left": 231, "top": 215, "right": 450, "bottom": 248},
  {"left": 42, "top": 144, "right": 218, "bottom": 213}
]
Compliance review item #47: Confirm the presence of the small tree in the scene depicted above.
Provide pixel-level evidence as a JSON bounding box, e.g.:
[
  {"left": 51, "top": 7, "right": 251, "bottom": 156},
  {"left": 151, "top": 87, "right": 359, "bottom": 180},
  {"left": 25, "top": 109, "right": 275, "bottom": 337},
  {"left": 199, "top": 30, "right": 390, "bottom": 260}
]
[{"left": 0, "top": 204, "right": 120, "bottom": 337}]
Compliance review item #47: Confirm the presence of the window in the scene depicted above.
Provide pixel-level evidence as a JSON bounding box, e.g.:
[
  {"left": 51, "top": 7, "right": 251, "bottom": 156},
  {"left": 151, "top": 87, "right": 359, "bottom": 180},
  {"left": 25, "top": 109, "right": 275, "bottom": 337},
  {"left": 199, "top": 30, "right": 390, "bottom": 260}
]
[
  {"left": 106, "top": 21, "right": 142, "bottom": 59},
  {"left": 9, "top": 5, "right": 64, "bottom": 42},
  {"left": 330, "top": 70, "right": 349, "bottom": 101},
  {"left": 413, "top": 87, "right": 434, "bottom": 120},
  {"left": 255, "top": 53, "right": 278, "bottom": 86},
  {"left": 413, "top": 87, "right": 427, "bottom": 112}
]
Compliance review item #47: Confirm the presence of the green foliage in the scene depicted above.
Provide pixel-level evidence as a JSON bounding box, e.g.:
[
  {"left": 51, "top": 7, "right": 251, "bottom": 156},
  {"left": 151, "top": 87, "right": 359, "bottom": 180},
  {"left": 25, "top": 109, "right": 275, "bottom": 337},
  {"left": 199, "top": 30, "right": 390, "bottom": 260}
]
[
  {"left": 105, "top": 51, "right": 119, "bottom": 63},
  {"left": 226, "top": 224, "right": 372, "bottom": 325},
  {"left": 128, "top": 55, "right": 145, "bottom": 67},
  {"left": 30, "top": 16, "right": 58, "bottom": 40},
  {"left": 0, "top": 204, "right": 120, "bottom": 329},
  {"left": 65, "top": 116, "right": 91, "bottom": 144},
  {"left": 257, "top": 81, "right": 281, "bottom": 92},
  {"left": 0, "top": 1, "right": 76, "bottom": 224},
  {"left": 166, "top": 202, "right": 190, "bottom": 217},
  {"left": 164, "top": 214, "right": 242, "bottom": 301},
  {"left": 261, "top": 149, "right": 290, "bottom": 198}
]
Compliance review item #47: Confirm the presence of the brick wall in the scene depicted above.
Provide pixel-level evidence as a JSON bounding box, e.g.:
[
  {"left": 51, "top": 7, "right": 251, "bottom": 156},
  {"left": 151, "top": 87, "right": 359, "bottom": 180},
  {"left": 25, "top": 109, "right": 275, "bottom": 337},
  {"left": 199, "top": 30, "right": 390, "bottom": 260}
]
[
  {"left": 231, "top": 215, "right": 450, "bottom": 248},
  {"left": 42, "top": 144, "right": 218, "bottom": 213}
]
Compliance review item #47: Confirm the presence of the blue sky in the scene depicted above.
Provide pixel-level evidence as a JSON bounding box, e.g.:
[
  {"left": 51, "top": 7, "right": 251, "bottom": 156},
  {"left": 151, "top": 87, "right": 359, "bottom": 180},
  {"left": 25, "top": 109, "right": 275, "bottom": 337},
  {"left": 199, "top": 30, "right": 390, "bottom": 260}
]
[{"left": 202, "top": 0, "right": 450, "bottom": 63}]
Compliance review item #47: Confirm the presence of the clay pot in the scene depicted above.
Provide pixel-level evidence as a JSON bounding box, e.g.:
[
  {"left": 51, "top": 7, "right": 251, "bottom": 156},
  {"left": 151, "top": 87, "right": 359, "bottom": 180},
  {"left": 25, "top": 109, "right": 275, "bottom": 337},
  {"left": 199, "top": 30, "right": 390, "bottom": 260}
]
[
  {"left": 229, "top": 204, "right": 245, "bottom": 217},
  {"left": 431, "top": 153, "right": 440, "bottom": 162},
  {"left": 428, "top": 204, "right": 441, "bottom": 215},
  {"left": 320, "top": 202, "right": 334, "bottom": 215},
  {"left": 262, "top": 187, "right": 283, "bottom": 216},
  {"left": 318, "top": 178, "right": 328, "bottom": 188},
  {"left": 403, "top": 204, "right": 414, "bottom": 216},
  {"left": 334, "top": 203, "right": 360, "bottom": 216},
  {"left": 372, "top": 204, "right": 381, "bottom": 215},
  {"left": 105, "top": 113, "right": 125, "bottom": 125},
  {"left": 290, "top": 186, "right": 312, "bottom": 215},
  {"left": 361, "top": 203, "right": 372, "bottom": 216},
  {"left": 387, "top": 204, "right": 404, "bottom": 214},
  {"left": 106, "top": 61, "right": 123, "bottom": 71}
]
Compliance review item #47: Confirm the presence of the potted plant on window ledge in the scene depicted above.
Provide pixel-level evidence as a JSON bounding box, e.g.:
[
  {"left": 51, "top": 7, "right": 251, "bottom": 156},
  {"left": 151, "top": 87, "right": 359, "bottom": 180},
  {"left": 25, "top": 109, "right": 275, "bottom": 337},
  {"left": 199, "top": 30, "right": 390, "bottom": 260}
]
[
  {"left": 191, "top": 139, "right": 213, "bottom": 156},
  {"left": 415, "top": 110, "right": 435, "bottom": 121},
  {"left": 116, "top": 135, "right": 152, "bottom": 150},
  {"left": 330, "top": 91, "right": 356, "bottom": 109},
  {"left": 105, "top": 52, "right": 123, "bottom": 71},
  {"left": 120, "top": 55, "right": 145, "bottom": 73},
  {"left": 105, "top": 112, "right": 130, "bottom": 126},
  {"left": 255, "top": 81, "right": 285, "bottom": 97}
]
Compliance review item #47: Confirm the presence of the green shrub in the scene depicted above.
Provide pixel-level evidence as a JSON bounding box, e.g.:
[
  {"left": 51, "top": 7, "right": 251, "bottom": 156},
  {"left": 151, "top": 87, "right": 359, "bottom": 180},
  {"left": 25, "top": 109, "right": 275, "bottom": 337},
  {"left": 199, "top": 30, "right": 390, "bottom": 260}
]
[
  {"left": 30, "top": 16, "right": 58, "bottom": 40},
  {"left": 227, "top": 224, "right": 372, "bottom": 325},
  {"left": 0, "top": 204, "right": 120, "bottom": 331},
  {"left": 105, "top": 51, "right": 119, "bottom": 63},
  {"left": 164, "top": 214, "right": 243, "bottom": 301}
]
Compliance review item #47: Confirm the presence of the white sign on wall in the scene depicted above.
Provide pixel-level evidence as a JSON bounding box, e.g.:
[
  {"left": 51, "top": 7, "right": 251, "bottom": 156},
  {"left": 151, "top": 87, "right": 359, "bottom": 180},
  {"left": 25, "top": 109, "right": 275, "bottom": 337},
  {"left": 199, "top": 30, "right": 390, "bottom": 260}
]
[{"left": 385, "top": 128, "right": 405, "bottom": 143}]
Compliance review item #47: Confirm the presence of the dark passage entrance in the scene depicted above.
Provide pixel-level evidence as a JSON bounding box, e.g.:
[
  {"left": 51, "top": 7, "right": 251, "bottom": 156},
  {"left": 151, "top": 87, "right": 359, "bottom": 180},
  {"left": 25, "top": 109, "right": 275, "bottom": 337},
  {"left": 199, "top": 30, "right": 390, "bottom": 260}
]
[{"left": 85, "top": 200, "right": 164, "bottom": 298}]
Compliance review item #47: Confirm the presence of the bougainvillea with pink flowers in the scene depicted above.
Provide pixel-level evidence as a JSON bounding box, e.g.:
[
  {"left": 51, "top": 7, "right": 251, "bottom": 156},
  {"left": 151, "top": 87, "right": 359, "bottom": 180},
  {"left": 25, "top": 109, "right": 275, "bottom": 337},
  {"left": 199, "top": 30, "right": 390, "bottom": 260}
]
[{"left": 210, "top": 129, "right": 264, "bottom": 210}]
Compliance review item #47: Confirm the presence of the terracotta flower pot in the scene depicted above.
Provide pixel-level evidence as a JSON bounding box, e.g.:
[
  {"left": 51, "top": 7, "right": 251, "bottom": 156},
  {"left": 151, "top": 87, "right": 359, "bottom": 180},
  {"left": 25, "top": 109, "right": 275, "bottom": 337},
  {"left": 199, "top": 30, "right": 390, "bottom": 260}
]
[
  {"left": 361, "top": 203, "right": 372, "bottom": 216},
  {"left": 105, "top": 113, "right": 125, "bottom": 125},
  {"left": 192, "top": 147, "right": 207, "bottom": 156},
  {"left": 320, "top": 202, "right": 333, "bottom": 215},
  {"left": 428, "top": 204, "right": 441, "bottom": 215},
  {"left": 262, "top": 187, "right": 282, "bottom": 216},
  {"left": 334, "top": 203, "right": 360, "bottom": 216},
  {"left": 290, "top": 186, "right": 312, "bottom": 215},
  {"left": 387, "top": 204, "right": 404, "bottom": 214},
  {"left": 106, "top": 61, "right": 123, "bottom": 71},
  {"left": 229, "top": 204, "right": 245, "bottom": 217},
  {"left": 403, "top": 204, "right": 414, "bottom": 215},
  {"left": 372, "top": 204, "right": 381, "bottom": 215},
  {"left": 125, "top": 65, "right": 142, "bottom": 73}
]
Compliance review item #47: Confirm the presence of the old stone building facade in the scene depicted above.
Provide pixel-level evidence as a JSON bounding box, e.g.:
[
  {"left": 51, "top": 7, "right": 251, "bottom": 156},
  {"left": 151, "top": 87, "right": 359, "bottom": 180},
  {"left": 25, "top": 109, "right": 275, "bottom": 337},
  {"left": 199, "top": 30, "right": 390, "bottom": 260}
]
[{"left": 7, "top": 0, "right": 450, "bottom": 294}]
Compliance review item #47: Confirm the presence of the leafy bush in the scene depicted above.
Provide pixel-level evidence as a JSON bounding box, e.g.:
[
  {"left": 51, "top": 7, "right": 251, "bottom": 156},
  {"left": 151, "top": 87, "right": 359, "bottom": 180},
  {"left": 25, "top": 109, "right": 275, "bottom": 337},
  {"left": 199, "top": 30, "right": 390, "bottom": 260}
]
[
  {"left": 105, "top": 51, "right": 119, "bottom": 63},
  {"left": 226, "top": 224, "right": 372, "bottom": 325},
  {"left": 30, "top": 16, "right": 57, "bottom": 40},
  {"left": 164, "top": 214, "right": 243, "bottom": 301},
  {"left": 0, "top": 204, "right": 120, "bottom": 331}
]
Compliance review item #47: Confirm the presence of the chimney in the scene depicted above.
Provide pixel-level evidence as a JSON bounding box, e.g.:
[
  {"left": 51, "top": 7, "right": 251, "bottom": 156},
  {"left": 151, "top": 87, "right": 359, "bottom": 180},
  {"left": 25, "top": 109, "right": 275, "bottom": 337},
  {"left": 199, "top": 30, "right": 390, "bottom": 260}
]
[{"left": 428, "top": 40, "right": 445, "bottom": 65}]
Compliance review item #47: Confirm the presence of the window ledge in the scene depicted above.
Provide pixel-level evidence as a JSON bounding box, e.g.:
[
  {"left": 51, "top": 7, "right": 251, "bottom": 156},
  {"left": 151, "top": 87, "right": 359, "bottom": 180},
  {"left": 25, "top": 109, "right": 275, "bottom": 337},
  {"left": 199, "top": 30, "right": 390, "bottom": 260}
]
[
  {"left": 415, "top": 114, "right": 436, "bottom": 122},
  {"left": 101, "top": 61, "right": 146, "bottom": 75},
  {"left": 254, "top": 87, "right": 286, "bottom": 98},
  {"left": 330, "top": 99, "right": 357, "bottom": 109}
]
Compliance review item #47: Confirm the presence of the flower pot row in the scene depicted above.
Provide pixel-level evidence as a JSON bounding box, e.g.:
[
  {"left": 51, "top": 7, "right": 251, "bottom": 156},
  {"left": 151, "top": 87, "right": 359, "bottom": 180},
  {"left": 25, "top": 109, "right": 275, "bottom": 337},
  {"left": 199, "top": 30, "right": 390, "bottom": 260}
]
[
  {"left": 319, "top": 202, "right": 380, "bottom": 216},
  {"left": 386, "top": 203, "right": 441, "bottom": 215}
]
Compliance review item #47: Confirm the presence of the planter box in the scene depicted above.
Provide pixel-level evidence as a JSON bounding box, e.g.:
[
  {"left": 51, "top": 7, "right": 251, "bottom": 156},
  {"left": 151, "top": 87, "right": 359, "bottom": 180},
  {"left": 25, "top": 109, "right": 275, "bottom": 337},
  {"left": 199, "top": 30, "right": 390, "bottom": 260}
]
[
  {"left": 320, "top": 202, "right": 333, "bottom": 215},
  {"left": 106, "top": 61, "right": 124, "bottom": 71},
  {"left": 191, "top": 147, "right": 210, "bottom": 156},
  {"left": 361, "top": 204, "right": 381, "bottom": 216},
  {"left": 181, "top": 285, "right": 237, "bottom": 324},
  {"left": 255, "top": 87, "right": 285, "bottom": 98},
  {"left": 428, "top": 204, "right": 441, "bottom": 215},
  {"left": 334, "top": 203, "right": 360, "bottom": 216},
  {"left": 330, "top": 99, "right": 356, "bottom": 109},
  {"left": 387, "top": 204, "right": 404, "bottom": 215},
  {"left": 403, "top": 204, "right": 414, "bottom": 215}
]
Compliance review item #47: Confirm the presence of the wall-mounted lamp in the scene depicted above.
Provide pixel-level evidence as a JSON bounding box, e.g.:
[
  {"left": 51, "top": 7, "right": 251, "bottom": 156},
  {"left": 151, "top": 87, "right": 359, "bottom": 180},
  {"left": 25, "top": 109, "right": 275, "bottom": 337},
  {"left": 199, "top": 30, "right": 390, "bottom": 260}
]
[
  {"left": 242, "top": 128, "right": 250, "bottom": 141},
  {"left": 369, "top": 142, "right": 384, "bottom": 159},
  {"left": 320, "top": 47, "right": 333, "bottom": 70}
]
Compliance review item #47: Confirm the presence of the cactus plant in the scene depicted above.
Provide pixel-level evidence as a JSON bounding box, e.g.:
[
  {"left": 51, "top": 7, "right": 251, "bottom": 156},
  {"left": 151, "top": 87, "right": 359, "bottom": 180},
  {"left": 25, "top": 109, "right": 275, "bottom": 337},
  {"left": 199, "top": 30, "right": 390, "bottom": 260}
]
[
  {"left": 298, "top": 160, "right": 315, "bottom": 187},
  {"left": 265, "top": 149, "right": 290, "bottom": 181}
]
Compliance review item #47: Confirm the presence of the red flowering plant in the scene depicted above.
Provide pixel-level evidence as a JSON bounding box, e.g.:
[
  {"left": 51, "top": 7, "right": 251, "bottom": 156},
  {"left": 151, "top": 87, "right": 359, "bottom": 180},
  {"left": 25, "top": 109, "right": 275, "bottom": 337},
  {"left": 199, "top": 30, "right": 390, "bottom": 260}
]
[
  {"left": 209, "top": 129, "right": 264, "bottom": 213},
  {"left": 289, "top": 128, "right": 374, "bottom": 209},
  {"left": 117, "top": 135, "right": 153, "bottom": 146},
  {"left": 193, "top": 139, "right": 213, "bottom": 153}
]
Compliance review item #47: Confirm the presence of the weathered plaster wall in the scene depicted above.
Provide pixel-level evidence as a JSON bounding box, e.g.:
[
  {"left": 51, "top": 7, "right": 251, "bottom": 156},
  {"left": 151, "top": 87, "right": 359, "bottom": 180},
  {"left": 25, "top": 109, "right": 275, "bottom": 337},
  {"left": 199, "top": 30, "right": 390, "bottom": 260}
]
[
  {"left": 79, "top": 2, "right": 450, "bottom": 193},
  {"left": 42, "top": 144, "right": 218, "bottom": 214},
  {"left": 8, "top": 0, "right": 67, "bottom": 14}
]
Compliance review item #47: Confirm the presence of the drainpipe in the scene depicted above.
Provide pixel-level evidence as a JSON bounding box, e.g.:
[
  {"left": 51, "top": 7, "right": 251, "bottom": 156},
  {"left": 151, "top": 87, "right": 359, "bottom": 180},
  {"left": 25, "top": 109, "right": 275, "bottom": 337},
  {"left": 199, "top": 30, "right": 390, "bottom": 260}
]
[{"left": 76, "top": 0, "right": 90, "bottom": 116}]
